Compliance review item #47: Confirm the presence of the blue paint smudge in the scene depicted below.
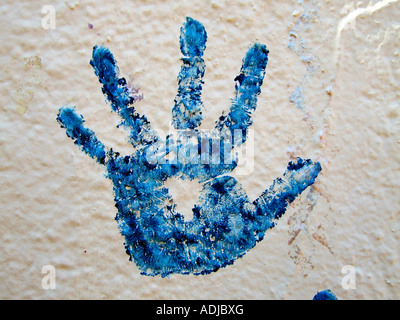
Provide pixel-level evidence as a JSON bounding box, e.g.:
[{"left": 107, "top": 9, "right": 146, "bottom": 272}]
[
  {"left": 57, "top": 17, "right": 321, "bottom": 277},
  {"left": 290, "top": 86, "right": 305, "bottom": 110},
  {"left": 288, "top": 2, "right": 319, "bottom": 111},
  {"left": 313, "top": 289, "right": 338, "bottom": 300}
]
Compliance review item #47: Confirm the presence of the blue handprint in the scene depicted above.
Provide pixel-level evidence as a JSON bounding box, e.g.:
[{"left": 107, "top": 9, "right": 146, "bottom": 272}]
[{"left": 57, "top": 17, "right": 321, "bottom": 277}]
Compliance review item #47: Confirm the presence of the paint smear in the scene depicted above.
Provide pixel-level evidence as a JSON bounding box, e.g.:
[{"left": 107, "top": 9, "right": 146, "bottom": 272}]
[{"left": 57, "top": 17, "right": 321, "bottom": 277}]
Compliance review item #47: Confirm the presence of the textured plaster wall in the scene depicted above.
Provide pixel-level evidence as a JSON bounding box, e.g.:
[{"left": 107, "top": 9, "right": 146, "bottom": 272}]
[{"left": 0, "top": 0, "right": 399, "bottom": 299}]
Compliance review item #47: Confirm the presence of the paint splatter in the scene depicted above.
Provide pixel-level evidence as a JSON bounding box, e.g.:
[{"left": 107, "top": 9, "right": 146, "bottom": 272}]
[
  {"left": 313, "top": 289, "right": 338, "bottom": 300},
  {"left": 57, "top": 17, "right": 321, "bottom": 277}
]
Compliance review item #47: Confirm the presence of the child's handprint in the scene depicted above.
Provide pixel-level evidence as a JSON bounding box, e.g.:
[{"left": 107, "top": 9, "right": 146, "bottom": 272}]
[{"left": 57, "top": 17, "right": 321, "bottom": 277}]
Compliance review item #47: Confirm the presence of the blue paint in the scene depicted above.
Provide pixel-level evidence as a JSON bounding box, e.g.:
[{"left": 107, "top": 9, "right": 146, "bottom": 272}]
[
  {"left": 313, "top": 290, "right": 338, "bottom": 300},
  {"left": 56, "top": 107, "right": 106, "bottom": 164},
  {"left": 290, "top": 86, "right": 305, "bottom": 110},
  {"left": 172, "top": 17, "right": 207, "bottom": 129},
  {"left": 216, "top": 42, "right": 269, "bottom": 148},
  {"left": 57, "top": 17, "right": 321, "bottom": 277},
  {"left": 90, "top": 45, "right": 158, "bottom": 148}
]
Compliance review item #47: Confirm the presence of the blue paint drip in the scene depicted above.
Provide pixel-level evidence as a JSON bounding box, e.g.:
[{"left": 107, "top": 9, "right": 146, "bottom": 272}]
[
  {"left": 313, "top": 290, "right": 338, "bottom": 300},
  {"left": 57, "top": 17, "right": 321, "bottom": 277}
]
